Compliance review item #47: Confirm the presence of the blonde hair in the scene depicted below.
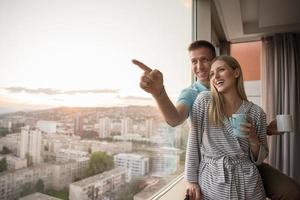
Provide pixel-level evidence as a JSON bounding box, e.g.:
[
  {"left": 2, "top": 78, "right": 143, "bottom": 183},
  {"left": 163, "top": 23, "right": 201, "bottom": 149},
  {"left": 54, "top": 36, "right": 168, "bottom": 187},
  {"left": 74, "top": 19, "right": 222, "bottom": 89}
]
[{"left": 209, "top": 55, "right": 248, "bottom": 126}]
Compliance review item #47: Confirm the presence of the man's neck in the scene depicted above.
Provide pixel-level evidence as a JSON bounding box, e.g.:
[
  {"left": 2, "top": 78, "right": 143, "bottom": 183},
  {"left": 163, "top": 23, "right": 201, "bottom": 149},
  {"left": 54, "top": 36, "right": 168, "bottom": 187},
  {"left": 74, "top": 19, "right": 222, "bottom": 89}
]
[{"left": 197, "top": 80, "right": 210, "bottom": 88}]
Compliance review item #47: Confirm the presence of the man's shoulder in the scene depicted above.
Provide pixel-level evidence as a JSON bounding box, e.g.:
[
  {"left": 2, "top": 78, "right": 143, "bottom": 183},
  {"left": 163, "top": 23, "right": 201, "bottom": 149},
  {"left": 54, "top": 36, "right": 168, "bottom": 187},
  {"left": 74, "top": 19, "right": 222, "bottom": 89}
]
[{"left": 180, "top": 82, "right": 208, "bottom": 93}]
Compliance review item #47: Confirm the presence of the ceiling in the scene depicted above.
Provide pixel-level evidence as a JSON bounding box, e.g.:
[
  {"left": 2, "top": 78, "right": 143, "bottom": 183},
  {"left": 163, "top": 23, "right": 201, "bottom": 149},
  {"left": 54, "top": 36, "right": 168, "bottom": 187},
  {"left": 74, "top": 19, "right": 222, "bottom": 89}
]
[{"left": 212, "top": 0, "right": 300, "bottom": 43}]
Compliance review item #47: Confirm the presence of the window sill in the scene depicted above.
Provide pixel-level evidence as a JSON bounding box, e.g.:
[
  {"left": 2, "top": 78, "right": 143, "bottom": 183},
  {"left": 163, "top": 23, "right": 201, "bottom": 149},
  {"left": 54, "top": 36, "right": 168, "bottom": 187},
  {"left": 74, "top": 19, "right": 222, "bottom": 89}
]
[{"left": 148, "top": 174, "right": 186, "bottom": 200}]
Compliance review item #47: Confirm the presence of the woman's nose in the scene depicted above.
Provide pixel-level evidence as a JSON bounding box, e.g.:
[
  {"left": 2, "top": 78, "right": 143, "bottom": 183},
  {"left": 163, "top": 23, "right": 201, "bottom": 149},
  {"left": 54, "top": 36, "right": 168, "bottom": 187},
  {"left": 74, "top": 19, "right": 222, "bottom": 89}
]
[{"left": 213, "top": 72, "right": 220, "bottom": 79}]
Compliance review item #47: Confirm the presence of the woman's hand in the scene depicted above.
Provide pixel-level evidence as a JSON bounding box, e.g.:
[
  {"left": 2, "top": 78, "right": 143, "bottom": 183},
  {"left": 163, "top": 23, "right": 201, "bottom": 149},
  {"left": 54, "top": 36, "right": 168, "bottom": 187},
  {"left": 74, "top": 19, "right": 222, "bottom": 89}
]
[
  {"left": 240, "top": 120, "right": 261, "bottom": 160},
  {"left": 239, "top": 120, "right": 260, "bottom": 145},
  {"left": 186, "top": 182, "right": 202, "bottom": 200}
]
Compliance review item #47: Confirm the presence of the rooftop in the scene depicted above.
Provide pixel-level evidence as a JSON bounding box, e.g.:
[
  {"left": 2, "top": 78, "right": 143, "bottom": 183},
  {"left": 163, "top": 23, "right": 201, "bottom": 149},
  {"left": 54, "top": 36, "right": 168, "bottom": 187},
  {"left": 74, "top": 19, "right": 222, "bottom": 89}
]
[
  {"left": 19, "top": 192, "right": 62, "bottom": 200},
  {"left": 70, "top": 167, "right": 127, "bottom": 187}
]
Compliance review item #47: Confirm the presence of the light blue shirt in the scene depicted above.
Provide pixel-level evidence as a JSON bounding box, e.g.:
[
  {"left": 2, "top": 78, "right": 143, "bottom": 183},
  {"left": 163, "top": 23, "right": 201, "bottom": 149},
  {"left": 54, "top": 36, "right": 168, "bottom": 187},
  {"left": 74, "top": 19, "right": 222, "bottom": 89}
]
[{"left": 177, "top": 82, "right": 208, "bottom": 114}]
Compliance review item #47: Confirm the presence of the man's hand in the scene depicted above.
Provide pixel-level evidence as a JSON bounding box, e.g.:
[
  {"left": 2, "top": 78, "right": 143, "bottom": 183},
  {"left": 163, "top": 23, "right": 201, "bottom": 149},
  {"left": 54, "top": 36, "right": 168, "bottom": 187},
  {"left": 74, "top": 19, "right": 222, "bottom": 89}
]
[
  {"left": 267, "top": 119, "right": 281, "bottom": 135},
  {"left": 132, "top": 59, "right": 164, "bottom": 97},
  {"left": 186, "top": 182, "right": 201, "bottom": 200}
]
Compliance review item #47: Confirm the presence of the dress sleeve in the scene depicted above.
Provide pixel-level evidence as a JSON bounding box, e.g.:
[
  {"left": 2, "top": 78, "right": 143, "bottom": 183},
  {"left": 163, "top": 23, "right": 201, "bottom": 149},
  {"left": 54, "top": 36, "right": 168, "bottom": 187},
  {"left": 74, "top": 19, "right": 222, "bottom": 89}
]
[
  {"left": 184, "top": 93, "right": 207, "bottom": 183},
  {"left": 250, "top": 107, "right": 269, "bottom": 165}
]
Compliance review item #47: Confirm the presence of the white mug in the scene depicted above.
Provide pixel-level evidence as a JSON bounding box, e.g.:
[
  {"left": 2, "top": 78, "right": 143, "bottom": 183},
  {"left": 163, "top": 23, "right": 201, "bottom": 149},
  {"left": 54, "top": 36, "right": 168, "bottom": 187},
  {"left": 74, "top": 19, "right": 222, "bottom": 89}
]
[{"left": 276, "top": 114, "right": 293, "bottom": 132}]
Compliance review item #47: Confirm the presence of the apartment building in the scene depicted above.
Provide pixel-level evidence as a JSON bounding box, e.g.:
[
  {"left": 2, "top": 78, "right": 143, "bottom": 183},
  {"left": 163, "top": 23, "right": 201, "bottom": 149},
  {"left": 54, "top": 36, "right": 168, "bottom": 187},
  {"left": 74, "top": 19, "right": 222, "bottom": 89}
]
[
  {"left": 20, "top": 126, "right": 42, "bottom": 165},
  {"left": 5, "top": 154, "right": 27, "bottom": 170},
  {"left": 114, "top": 153, "right": 149, "bottom": 179},
  {"left": 56, "top": 148, "right": 88, "bottom": 162},
  {"left": 52, "top": 157, "right": 89, "bottom": 190},
  {"left": 69, "top": 167, "right": 129, "bottom": 200},
  {"left": 0, "top": 133, "right": 20, "bottom": 155},
  {"left": 0, "top": 157, "right": 89, "bottom": 200},
  {"left": 0, "top": 164, "right": 53, "bottom": 200}
]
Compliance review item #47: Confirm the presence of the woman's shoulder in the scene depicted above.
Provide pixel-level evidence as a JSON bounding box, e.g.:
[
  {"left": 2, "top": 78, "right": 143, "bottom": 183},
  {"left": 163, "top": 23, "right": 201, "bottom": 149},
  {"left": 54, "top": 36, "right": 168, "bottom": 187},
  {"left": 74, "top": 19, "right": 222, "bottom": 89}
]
[
  {"left": 196, "top": 91, "right": 211, "bottom": 101},
  {"left": 246, "top": 101, "right": 266, "bottom": 116}
]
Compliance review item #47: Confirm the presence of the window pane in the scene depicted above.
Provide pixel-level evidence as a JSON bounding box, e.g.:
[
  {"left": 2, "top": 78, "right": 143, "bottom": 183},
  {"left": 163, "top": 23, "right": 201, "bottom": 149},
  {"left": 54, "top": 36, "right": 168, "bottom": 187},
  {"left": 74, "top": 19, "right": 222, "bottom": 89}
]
[{"left": 0, "top": 0, "right": 192, "bottom": 199}]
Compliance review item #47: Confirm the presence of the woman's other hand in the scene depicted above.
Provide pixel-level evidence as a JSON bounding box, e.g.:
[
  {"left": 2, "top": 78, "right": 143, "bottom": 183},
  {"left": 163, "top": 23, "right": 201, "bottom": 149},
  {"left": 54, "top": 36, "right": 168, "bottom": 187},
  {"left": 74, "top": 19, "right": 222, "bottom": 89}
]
[{"left": 186, "top": 182, "right": 202, "bottom": 200}]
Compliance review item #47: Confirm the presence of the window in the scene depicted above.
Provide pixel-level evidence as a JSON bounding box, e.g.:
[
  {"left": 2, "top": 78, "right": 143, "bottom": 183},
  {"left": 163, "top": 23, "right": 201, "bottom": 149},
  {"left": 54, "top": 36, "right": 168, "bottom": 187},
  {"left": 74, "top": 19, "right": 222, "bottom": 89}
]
[{"left": 0, "top": 0, "right": 192, "bottom": 199}]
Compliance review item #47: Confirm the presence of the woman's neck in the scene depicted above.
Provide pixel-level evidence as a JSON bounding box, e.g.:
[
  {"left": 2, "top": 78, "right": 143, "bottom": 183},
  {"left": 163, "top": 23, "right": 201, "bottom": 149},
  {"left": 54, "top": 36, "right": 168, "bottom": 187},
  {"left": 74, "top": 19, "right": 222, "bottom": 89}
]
[{"left": 222, "top": 91, "right": 243, "bottom": 117}]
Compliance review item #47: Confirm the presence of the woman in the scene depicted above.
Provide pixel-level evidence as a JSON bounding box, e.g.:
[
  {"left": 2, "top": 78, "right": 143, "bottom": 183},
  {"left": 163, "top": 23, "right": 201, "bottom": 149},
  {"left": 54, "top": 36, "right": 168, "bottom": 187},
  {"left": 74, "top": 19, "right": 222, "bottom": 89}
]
[{"left": 185, "top": 55, "right": 268, "bottom": 200}]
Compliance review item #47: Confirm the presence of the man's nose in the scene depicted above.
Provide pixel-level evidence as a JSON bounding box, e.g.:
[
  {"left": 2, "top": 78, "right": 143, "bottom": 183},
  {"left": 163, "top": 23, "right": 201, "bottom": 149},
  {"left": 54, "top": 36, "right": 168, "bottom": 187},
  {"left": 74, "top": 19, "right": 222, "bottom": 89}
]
[{"left": 196, "top": 61, "right": 204, "bottom": 69}]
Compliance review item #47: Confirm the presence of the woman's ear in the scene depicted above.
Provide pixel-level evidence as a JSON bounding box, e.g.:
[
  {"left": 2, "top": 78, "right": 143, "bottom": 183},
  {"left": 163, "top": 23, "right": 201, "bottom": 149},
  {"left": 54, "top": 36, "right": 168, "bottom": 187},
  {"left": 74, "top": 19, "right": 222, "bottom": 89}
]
[{"left": 234, "top": 68, "right": 240, "bottom": 78}]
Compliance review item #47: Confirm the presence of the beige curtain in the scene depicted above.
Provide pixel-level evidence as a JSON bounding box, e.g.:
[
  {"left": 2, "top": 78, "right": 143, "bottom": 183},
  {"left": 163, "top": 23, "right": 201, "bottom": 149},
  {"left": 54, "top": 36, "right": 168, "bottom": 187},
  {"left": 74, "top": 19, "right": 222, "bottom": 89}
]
[{"left": 262, "top": 33, "right": 300, "bottom": 184}]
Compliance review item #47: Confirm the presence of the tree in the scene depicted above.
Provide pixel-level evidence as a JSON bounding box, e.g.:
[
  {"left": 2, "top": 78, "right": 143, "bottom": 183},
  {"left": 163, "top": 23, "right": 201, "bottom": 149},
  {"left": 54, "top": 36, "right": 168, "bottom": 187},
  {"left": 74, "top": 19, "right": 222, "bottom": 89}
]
[
  {"left": 20, "top": 182, "right": 34, "bottom": 197},
  {"left": 1, "top": 146, "right": 11, "bottom": 154},
  {"left": 11, "top": 122, "right": 25, "bottom": 133},
  {"left": 35, "top": 179, "right": 44, "bottom": 193},
  {"left": 116, "top": 179, "right": 147, "bottom": 200},
  {"left": 0, "top": 157, "right": 7, "bottom": 172},
  {"left": 88, "top": 147, "right": 92, "bottom": 154},
  {"left": 0, "top": 127, "right": 8, "bottom": 137},
  {"left": 44, "top": 188, "right": 69, "bottom": 200},
  {"left": 86, "top": 151, "right": 114, "bottom": 176}
]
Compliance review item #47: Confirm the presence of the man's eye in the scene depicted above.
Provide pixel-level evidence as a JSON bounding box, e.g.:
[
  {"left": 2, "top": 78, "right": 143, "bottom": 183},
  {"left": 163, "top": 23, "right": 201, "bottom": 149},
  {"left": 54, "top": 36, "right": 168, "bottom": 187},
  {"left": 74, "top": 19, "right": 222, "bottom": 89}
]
[
  {"left": 192, "top": 60, "right": 197, "bottom": 65},
  {"left": 201, "top": 58, "right": 209, "bottom": 63}
]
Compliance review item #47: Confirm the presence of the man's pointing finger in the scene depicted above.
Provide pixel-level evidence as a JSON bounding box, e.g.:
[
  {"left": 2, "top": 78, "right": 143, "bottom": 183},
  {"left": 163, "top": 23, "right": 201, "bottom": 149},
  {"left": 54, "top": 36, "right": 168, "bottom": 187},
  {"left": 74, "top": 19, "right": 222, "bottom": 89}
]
[{"left": 132, "top": 59, "right": 152, "bottom": 73}]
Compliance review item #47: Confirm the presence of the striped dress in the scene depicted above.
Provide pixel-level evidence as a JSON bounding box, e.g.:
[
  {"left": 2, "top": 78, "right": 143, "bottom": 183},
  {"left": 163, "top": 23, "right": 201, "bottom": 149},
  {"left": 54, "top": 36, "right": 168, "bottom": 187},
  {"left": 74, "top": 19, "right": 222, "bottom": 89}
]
[{"left": 185, "top": 92, "right": 268, "bottom": 200}]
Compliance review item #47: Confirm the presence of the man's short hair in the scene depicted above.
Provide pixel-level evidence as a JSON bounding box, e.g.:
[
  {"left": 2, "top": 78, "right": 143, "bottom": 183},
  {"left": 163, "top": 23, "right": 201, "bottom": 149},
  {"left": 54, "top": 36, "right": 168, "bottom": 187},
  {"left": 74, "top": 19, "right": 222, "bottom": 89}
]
[{"left": 188, "top": 40, "right": 216, "bottom": 58}]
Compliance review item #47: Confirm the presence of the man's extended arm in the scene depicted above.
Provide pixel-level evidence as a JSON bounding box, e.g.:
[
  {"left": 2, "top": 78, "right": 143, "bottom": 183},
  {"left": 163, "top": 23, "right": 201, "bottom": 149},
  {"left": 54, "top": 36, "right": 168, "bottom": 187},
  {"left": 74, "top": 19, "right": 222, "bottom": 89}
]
[
  {"left": 133, "top": 59, "right": 189, "bottom": 127},
  {"left": 153, "top": 87, "right": 189, "bottom": 127}
]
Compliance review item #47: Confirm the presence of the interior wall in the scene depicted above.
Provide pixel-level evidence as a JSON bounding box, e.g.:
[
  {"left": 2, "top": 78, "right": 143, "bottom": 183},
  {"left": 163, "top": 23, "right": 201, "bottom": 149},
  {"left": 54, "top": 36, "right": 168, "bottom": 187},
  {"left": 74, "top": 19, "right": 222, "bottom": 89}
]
[{"left": 230, "top": 41, "right": 262, "bottom": 106}]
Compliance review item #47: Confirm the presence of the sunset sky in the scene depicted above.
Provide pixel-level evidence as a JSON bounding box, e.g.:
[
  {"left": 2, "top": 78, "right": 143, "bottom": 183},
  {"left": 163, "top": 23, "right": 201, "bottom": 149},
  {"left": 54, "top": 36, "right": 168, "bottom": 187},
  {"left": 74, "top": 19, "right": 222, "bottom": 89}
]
[{"left": 0, "top": 0, "right": 192, "bottom": 113}]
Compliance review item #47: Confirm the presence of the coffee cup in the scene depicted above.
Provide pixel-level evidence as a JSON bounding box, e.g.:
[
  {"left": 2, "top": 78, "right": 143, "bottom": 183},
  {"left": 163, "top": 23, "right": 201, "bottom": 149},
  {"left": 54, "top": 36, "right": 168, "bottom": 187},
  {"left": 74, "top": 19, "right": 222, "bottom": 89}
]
[
  {"left": 276, "top": 114, "right": 293, "bottom": 132},
  {"left": 229, "top": 114, "right": 249, "bottom": 138}
]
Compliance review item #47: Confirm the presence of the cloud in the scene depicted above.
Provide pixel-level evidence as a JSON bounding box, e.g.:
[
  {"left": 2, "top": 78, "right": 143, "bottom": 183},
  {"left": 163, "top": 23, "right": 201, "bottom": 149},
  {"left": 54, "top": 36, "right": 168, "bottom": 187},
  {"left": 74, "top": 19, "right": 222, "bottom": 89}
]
[
  {"left": 64, "top": 89, "right": 119, "bottom": 95},
  {"left": 4, "top": 87, "right": 119, "bottom": 95},
  {"left": 120, "top": 96, "right": 152, "bottom": 101}
]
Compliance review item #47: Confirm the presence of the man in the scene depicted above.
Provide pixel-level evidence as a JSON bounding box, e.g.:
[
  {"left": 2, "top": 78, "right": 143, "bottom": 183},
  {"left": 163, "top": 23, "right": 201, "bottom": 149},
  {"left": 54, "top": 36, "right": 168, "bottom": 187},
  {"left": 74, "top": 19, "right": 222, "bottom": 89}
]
[{"left": 133, "top": 40, "right": 300, "bottom": 199}]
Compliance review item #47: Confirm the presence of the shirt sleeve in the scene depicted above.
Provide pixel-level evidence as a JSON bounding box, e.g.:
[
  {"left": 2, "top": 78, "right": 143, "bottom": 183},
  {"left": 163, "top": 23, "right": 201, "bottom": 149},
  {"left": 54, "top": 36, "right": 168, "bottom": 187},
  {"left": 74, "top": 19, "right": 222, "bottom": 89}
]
[
  {"left": 250, "top": 107, "right": 269, "bottom": 165},
  {"left": 184, "top": 93, "right": 207, "bottom": 183},
  {"left": 177, "top": 87, "right": 198, "bottom": 114}
]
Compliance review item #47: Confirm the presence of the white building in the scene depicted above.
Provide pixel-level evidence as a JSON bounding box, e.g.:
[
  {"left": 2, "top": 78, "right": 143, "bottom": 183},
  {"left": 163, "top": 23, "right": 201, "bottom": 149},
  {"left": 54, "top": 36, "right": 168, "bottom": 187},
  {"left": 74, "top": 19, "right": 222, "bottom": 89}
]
[
  {"left": 57, "top": 149, "right": 89, "bottom": 162},
  {"left": 145, "top": 118, "right": 154, "bottom": 138},
  {"left": 69, "top": 167, "right": 129, "bottom": 200},
  {"left": 20, "top": 126, "right": 42, "bottom": 165},
  {"left": 98, "top": 117, "right": 111, "bottom": 138},
  {"left": 0, "top": 164, "right": 54, "bottom": 200},
  {"left": 0, "top": 158, "right": 89, "bottom": 200},
  {"left": 0, "top": 133, "right": 20, "bottom": 155},
  {"left": 5, "top": 155, "right": 27, "bottom": 170},
  {"left": 36, "top": 120, "right": 59, "bottom": 134},
  {"left": 149, "top": 147, "right": 180, "bottom": 177},
  {"left": 113, "top": 134, "right": 151, "bottom": 143},
  {"left": 114, "top": 153, "right": 149, "bottom": 179},
  {"left": 52, "top": 157, "right": 89, "bottom": 190},
  {"left": 121, "top": 117, "right": 133, "bottom": 136},
  {"left": 90, "top": 141, "right": 132, "bottom": 155}
]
